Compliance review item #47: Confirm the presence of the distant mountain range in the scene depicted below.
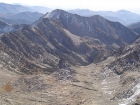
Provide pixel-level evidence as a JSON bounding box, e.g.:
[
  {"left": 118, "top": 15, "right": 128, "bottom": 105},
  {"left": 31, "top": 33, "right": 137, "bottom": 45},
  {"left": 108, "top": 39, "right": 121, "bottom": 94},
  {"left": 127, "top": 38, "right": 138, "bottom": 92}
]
[
  {"left": 0, "top": 3, "right": 48, "bottom": 25},
  {"left": 0, "top": 3, "right": 52, "bottom": 13},
  {"left": 0, "top": 3, "right": 140, "bottom": 26},
  {"left": 0, "top": 17, "right": 32, "bottom": 25},
  {"left": 0, "top": 12, "right": 44, "bottom": 24},
  {"left": 68, "top": 9, "right": 140, "bottom": 25}
]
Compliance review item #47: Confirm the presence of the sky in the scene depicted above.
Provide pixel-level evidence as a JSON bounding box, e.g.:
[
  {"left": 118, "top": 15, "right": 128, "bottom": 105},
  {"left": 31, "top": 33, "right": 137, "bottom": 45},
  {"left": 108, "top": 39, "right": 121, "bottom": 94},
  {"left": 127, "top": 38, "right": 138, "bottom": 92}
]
[{"left": 1, "top": 0, "right": 140, "bottom": 13}]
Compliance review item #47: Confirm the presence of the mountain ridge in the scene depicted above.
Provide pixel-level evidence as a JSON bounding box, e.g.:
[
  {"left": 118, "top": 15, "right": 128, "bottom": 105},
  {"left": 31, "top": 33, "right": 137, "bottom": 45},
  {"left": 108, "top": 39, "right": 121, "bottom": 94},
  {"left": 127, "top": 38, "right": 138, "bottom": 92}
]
[
  {"left": 0, "top": 19, "right": 26, "bottom": 34},
  {"left": 44, "top": 9, "right": 138, "bottom": 46},
  {"left": 0, "top": 9, "right": 138, "bottom": 74},
  {"left": 0, "top": 2, "right": 52, "bottom": 13},
  {"left": 1, "top": 8, "right": 140, "bottom": 105},
  {"left": 0, "top": 11, "right": 44, "bottom": 25},
  {"left": 68, "top": 9, "right": 140, "bottom": 25}
]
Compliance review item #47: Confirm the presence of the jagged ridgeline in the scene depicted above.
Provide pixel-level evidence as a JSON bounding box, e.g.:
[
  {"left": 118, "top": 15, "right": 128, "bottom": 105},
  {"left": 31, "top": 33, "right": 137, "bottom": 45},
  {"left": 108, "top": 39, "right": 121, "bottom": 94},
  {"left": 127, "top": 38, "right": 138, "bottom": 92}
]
[{"left": 0, "top": 9, "right": 138, "bottom": 74}]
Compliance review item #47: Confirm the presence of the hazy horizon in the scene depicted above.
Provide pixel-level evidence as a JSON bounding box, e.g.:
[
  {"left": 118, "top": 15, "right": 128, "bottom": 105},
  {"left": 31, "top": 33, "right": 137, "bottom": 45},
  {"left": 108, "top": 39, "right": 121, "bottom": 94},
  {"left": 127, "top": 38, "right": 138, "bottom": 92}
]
[{"left": 0, "top": 0, "right": 140, "bottom": 14}]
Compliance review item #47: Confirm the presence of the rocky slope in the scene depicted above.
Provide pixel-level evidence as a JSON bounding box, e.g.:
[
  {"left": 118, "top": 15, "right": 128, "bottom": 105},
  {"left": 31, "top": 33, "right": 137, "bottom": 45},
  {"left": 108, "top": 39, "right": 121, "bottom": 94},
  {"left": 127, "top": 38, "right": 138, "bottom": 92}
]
[
  {"left": 0, "top": 9, "right": 138, "bottom": 74},
  {"left": 0, "top": 23, "right": 108, "bottom": 74},
  {"left": 45, "top": 9, "right": 138, "bottom": 46},
  {"left": 129, "top": 22, "right": 140, "bottom": 35},
  {"left": 0, "top": 9, "right": 140, "bottom": 105},
  {"left": 100, "top": 36, "right": 140, "bottom": 105},
  {"left": 0, "top": 19, "right": 25, "bottom": 34}
]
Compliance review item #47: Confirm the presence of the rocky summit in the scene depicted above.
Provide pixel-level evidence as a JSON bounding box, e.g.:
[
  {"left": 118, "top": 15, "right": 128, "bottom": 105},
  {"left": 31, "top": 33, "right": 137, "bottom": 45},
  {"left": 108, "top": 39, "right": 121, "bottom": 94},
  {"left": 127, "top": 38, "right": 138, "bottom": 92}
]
[{"left": 0, "top": 8, "right": 140, "bottom": 105}]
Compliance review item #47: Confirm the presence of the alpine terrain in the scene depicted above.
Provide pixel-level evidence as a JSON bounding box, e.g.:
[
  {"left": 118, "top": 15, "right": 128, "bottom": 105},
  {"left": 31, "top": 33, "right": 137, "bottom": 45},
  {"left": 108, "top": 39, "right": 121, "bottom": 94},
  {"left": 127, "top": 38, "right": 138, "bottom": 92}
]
[{"left": 0, "top": 8, "right": 140, "bottom": 105}]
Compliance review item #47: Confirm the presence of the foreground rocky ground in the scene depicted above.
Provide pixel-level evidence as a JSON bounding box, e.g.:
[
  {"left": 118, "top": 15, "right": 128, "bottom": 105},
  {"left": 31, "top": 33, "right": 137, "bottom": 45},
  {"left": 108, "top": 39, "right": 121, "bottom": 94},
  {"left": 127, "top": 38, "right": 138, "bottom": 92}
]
[{"left": 0, "top": 56, "right": 140, "bottom": 105}]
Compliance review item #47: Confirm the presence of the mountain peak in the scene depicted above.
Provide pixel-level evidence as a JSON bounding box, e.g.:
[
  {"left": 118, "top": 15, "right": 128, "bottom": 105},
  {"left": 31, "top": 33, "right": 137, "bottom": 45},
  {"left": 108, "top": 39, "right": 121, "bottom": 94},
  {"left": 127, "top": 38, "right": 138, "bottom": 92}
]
[
  {"left": 44, "top": 9, "right": 106, "bottom": 20},
  {"left": 43, "top": 9, "right": 62, "bottom": 19},
  {"left": 43, "top": 9, "right": 71, "bottom": 20}
]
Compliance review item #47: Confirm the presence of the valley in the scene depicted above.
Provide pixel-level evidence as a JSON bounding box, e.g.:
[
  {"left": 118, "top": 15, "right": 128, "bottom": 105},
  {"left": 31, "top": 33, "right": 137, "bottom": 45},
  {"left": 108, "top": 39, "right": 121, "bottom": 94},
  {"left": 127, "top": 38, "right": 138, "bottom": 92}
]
[
  {"left": 0, "top": 2, "right": 140, "bottom": 105},
  {"left": 0, "top": 57, "right": 121, "bottom": 105},
  {"left": 0, "top": 55, "right": 140, "bottom": 105}
]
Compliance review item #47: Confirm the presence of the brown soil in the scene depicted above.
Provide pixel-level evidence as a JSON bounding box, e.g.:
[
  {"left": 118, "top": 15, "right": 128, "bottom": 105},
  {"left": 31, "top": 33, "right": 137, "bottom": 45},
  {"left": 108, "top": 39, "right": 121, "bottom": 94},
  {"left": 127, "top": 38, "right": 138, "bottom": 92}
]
[{"left": 2, "top": 79, "right": 14, "bottom": 92}]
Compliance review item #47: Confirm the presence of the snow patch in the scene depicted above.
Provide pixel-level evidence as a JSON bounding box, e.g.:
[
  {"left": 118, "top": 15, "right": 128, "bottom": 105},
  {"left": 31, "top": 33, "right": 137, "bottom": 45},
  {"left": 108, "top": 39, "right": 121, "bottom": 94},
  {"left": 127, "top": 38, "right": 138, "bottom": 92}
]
[{"left": 119, "top": 82, "right": 140, "bottom": 105}]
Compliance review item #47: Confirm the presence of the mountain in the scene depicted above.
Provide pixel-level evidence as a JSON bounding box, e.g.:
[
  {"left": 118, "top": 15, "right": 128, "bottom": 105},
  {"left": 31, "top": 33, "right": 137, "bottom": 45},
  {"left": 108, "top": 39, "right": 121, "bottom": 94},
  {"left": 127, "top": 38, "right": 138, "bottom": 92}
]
[
  {"left": 0, "top": 17, "right": 32, "bottom": 24},
  {"left": 68, "top": 9, "right": 96, "bottom": 16},
  {"left": 30, "top": 6, "right": 52, "bottom": 13},
  {"left": 45, "top": 9, "right": 138, "bottom": 46},
  {"left": 109, "top": 36, "right": 140, "bottom": 74},
  {"left": 0, "top": 3, "right": 32, "bottom": 13},
  {"left": 68, "top": 9, "right": 140, "bottom": 25},
  {"left": 0, "top": 12, "right": 44, "bottom": 24},
  {"left": 103, "top": 16, "right": 122, "bottom": 23},
  {"left": 129, "top": 22, "right": 140, "bottom": 35},
  {"left": 0, "top": 19, "right": 25, "bottom": 34},
  {"left": 0, "top": 9, "right": 140, "bottom": 105},
  {"left": 129, "top": 22, "right": 140, "bottom": 29},
  {"left": 0, "top": 20, "right": 108, "bottom": 74},
  {"left": 0, "top": 11, "right": 43, "bottom": 25},
  {"left": 0, "top": 3, "right": 52, "bottom": 14},
  {"left": 8, "top": 12, "right": 43, "bottom": 22},
  {"left": 0, "top": 9, "right": 137, "bottom": 74},
  {"left": 100, "top": 35, "right": 140, "bottom": 105}
]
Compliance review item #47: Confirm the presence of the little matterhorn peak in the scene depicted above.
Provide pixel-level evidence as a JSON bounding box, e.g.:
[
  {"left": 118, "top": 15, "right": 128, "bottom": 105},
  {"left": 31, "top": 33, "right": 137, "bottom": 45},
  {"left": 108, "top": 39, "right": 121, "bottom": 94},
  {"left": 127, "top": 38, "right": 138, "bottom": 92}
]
[
  {"left": 43, "top": 9, "right": 73, "bottom": 20},
  {"left": 43, "top": 9, "right": 63, "bottom": 20}
]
